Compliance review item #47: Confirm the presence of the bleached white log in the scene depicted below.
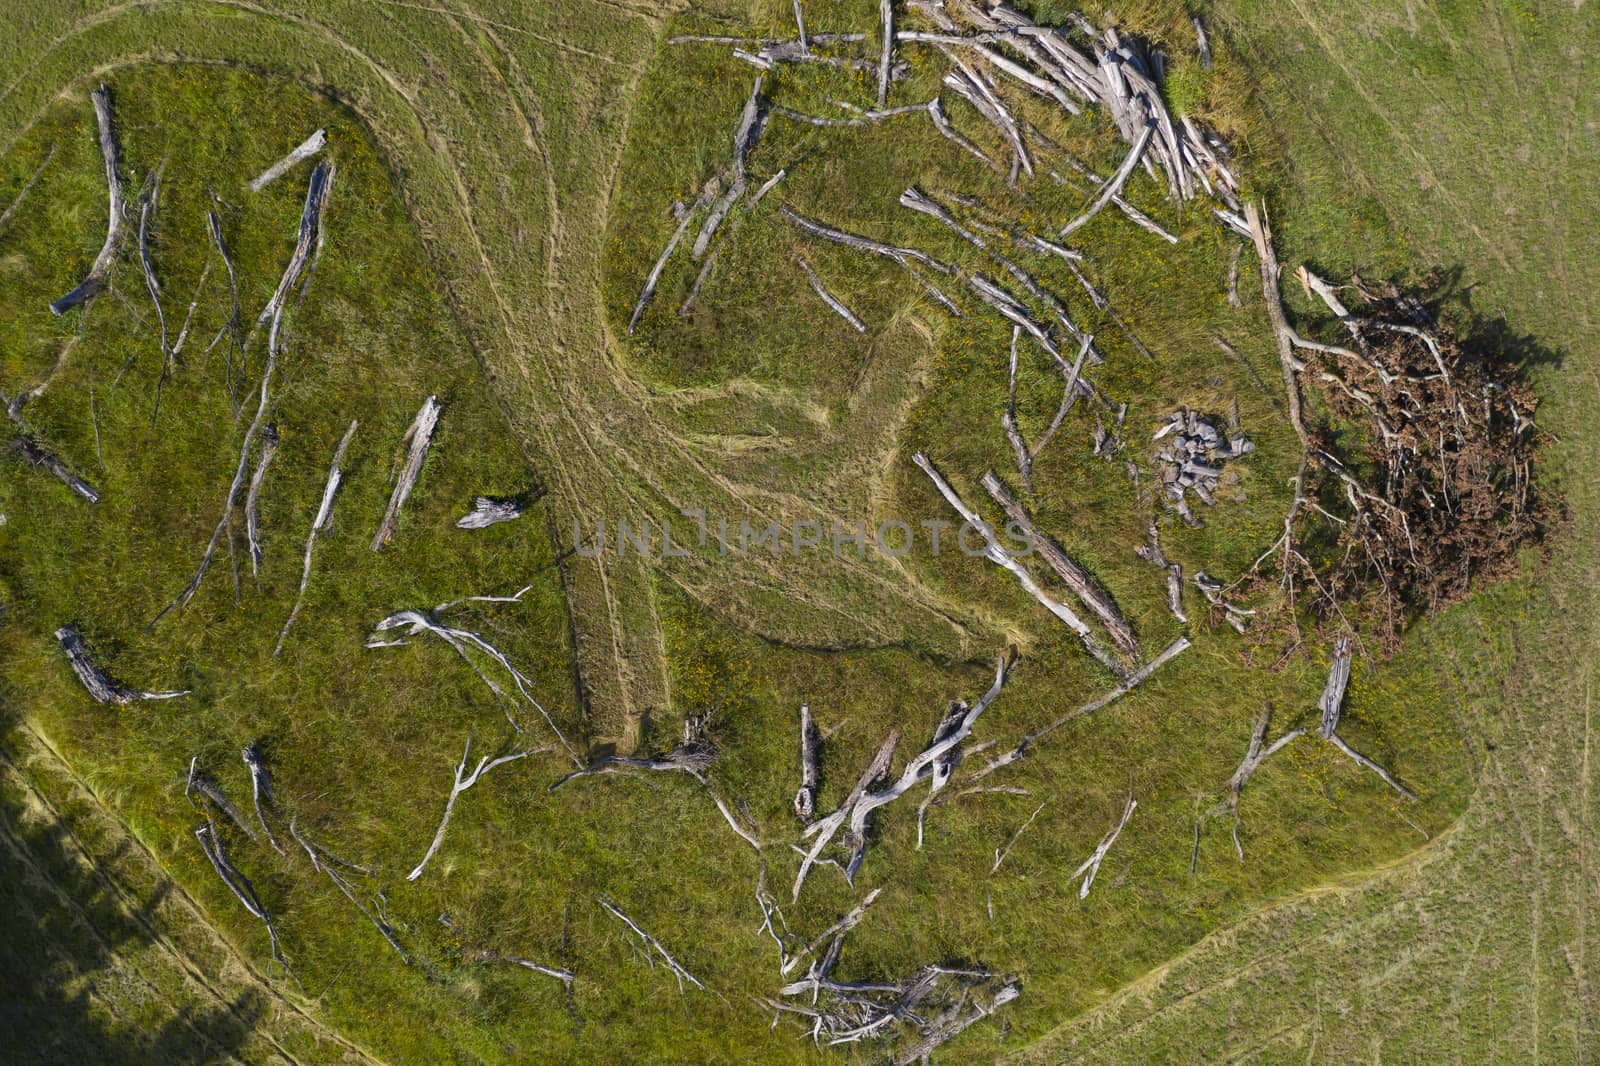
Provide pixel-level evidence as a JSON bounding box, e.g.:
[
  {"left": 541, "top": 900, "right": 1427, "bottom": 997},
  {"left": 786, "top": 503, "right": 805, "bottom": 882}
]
[
  {"left": 407, "top": 733, "right": 541, "bottom": 881},
  {"left": 456, "top": 496, "right": 523, "bottom": 529},
  {"left": 248, "top": 128, "right": 327, "bottom": 193},
  {"left": 50, "top": 86, "right": 124, "bottom": 315},
  {"left": 1059, "top": 121, "right": 1154, "bottom": 238},
  {"left": 912, "top": 452, "right": 1121, "bottom": 674},
  {"left": 153, "top": 164, "right": 330, "bottom": 626},
  {"left": 599, "top": 895, "right": 706, "bottom": 992},
  {"left": 781, "top": 888, "right": 882, "bottom": 977},
  {"left": 274, "top": 420, "right": 357, "bottom": 655},
  {"left": 991, "top": 800, "right": 1047, "bottom": 873},
  {"left": 241, "top": 743, "right": 284, "bottom": 855},
  {"left": 244, "top": 425, "right": 280, "bottom": 576},
  {"left": 195, "top": 820, "right": 289, "bottom": 975},
  {"left": 1073, "top": 793, "right": 1135, "bottom": 898},
  {"left": 289, "top": 817, "right": 408, "bottom": 962},
  {"left": 55, "top": 625, "right": 188, "bottom": 704},
  {"left": 795, "top": 254, "right": 866, "bottom": 332},
  {"left": 371, "top": 395, "right": 441, "bottom": 550},
  {"left": 794, "top": 702, "right": 820, "bottom": 822}
]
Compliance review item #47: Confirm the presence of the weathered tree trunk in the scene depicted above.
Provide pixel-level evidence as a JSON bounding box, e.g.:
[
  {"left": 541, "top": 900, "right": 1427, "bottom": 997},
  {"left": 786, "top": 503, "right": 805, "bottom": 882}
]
[
  {"left": 50, "top": 86, "right": 124, "bottom": 316},
  {"left": 56, "top": 625, "right": 188, "bottom": 704},
  {"left": 248, "top": 128, "right": 327, "bottom": 193},
  {"left": 371, "top": 395, "right": 441, "bottom": 550},
  {"left": 275, "top": 420, "right": 357, "bottom": 655},
  {"left": 793, "top": 702, "right": 819, "bottom": 822}
]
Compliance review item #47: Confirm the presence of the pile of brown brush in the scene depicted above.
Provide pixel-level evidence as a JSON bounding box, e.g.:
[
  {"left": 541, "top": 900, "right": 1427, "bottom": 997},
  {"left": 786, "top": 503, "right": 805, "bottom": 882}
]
[{"left": 1261, "top": 269, "right": 1553, "bottom": 644}]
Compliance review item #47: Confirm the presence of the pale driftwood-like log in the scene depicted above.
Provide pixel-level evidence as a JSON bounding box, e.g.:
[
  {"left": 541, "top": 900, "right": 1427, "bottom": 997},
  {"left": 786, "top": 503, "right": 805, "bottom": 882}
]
[
  {"left": 253, "top": 161, "right": 332, "bottom": 357},
  {"left": 913, "top": 452, "right": 1122, "bottom": 675},
  {"left": 241, "top": 743, "right": 284, "bottom": 856},
  {"left": 781, "top": 888, "right": 881, "bottom": 978},
  {"left": 891, "top": 982, "right": 1020, "bottom": 1065},
  {"left": 781, "top": 205, "right": 950, "bottom": 274},
  {"left": 205, "top": 209, "right": 243, "bottom": 401},
  {"left": 751, "top": 168, "right": 787, "bottom": 205},
  {"left": 1074, "top": 793, "right": 1135, "bottom": 898},
  {"left": 1326, "top": 732, "right": 1416, "bottom": 800},
  {"left": 367, "top": 604, "right": 579, "bottom": 760},
  {"left": 1134, "top": 524, "right": 1187, "bottom": 622},
  {"left": 248, "top": 128, "right": 327, "bottom": 193},
  {"left": 792, "top": 0, "right": 808, "bottom": 52},
  {"left": 195, "top": 820, "right": 288, "bottom": 974},
  {"left": 1222, "top": 706, "right": 1303, "bottom": 815},
  {"left": 1226, "top": 242, "right": 1243, "bottom": 307},
  {"left": 877, "top": 0, "right": 894, "bottom": 107},
  {"left": 771, "top": 103, "right": 927, "bottom": 128},
  {"left": 408, "top": 733, "right": 540, "bottom": 881},
  {"left": 464, "top": 945, "right": 574, "bottom": 987},
  {"left": 1317, "top": 638, "right": 1353, "bottom": 738},
  {"left": 274, "top": 419, "right": 357, "bottom": 655},
  {"left": 679, "top": 246, "right": 718, "bottom": 315},
  {"left": 629, "top": 189, "right": 711, "bottom": 334},
  {"left": 975, "top": 637, "right": 1190, "bottom": 781},
  {"left": 1194, "top": 17, "right": 1213, "bottom": 67},
  {"left": 50, "top": 86, "right": 124, "bottom": 316},
  {"left": 6, "top": 433, "right": 101, "bottom": 502},
  {"left": 942, "top": 61, "right": 1031, "bottom": 178},
  {"left": 0, "top": 143, "right": 55, "bottom": 232},
  {"left": 136, "top": 178, "right": 171, "bottom": 378},
  {"left": 185, "top": 758, "right": 256, "bottom": 842},
  {"left": 152, "top": 165, "right": 329, "bottom": 627},
  {"left": 55, "top": 625, "right": 188, "bottom": 704},
  {"left": 371, "top": 395, "right": 441, "bottom": 550},
  {"left": 926, "top": 96, "right": 1001, "bottom": 172},
  {"left": 289, "top": 817, "right": 408, "bottom": 962},
  {"left": 795, "top": 254, "right": 866, "bottom": 332},
  {"left": 1245, "top": 201, "right": 1310, "bottom": 449},
  {"left": 979, "top": 470, "right": 1140, "bottom": 660},
  {"left": 548, "top": 723, "right": 715, "bottom": 790},
  {"left": 794, "top": 702, "right": 820, "bottom": 822},
  {"left": 800, "top": 653, "right": 1014, "bottom": 892},
  {"left": 244, "top": 425, "right": 280, "bottom": 576},
  {"left": 599, "top": 895, "right": 706, "bottom": 992},
  {"left": 991, "top": 799, "right": 1047, "bottom": 873},
  {"left": 456, "top": 495, "right": 523, "bottom": 529},
  {"left": 1060, "top": 121, "right": 1154, "bottom": 239},
  {"left": 793, "top": 731, "right": 898, "bottom": 902}
]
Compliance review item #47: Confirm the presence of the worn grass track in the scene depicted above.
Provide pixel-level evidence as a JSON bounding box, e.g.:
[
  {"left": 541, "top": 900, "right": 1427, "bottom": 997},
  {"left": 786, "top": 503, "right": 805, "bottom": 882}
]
[{"left": 1008, "top": 0, "right": 1600, "bottom": 1060}]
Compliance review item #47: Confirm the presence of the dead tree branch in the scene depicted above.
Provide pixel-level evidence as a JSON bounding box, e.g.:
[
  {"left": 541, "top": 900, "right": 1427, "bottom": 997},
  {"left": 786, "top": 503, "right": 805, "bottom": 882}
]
[
  {"left": 195, "top": 820, "right": 290, "bottom": 977},
  {"left": 51, "top": 86, "right": 124, "bottom": 315},
  {"left": 274, "top": 419, "right": 358, "bottom": 655},
  {"left": 913, "top": 452, "right": 1123, "bottom": 675},
  {"left": 407, "top": 733, "right": 541, "bottom": 881},
  {"left": 371, "top": 395, "right": 441, "bottom": 550},
  {"left": 55, "top": 625, "right": 188, "bottom": 704},
  {"left": 248, "top": 128, "right": 327, "bottom": 193},
  {"left": 1073, "top": 792, "right": 1135, "bottom": 898},
  {"left": 289, "top": 817, "right": 408, "bottom": 962},
  {"left": 599, "top": 895, "right": 706, "bottom": 992},
  {"left": 241, "top": 743, "right": 284, "bottom": 855},
  {"left": 244, "top": 425, "right": 280, "bottom": 576},
  {"left": 795, "top": 254, "right": 866, "bottom": 332}
]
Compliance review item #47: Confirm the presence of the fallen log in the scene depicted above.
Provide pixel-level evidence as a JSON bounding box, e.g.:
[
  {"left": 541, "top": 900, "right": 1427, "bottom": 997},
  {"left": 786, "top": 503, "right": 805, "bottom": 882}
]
[
  {"left": 205, "top": 209, "right": 244, "bottom": 409},
  {"left": 185, "top": 759, "right": 256, "bottom": 842},
  {"left": 371, "top": 395, "right": 441, "bottom": 550},
  {"left": 794, "top": 702, "right": 819, "bottom": 822},
  {"left": 407, "top": 733, "right": 541, "bottom": 881},
  {"left": 629, "top": 188, "right": 713, "bottom": 334},
  {"left": 136, "top": 176, "right": 171, "bottom": 377},
  {"left": 55, "top": 625, "right": 188, "bottom": 704},
  {"left": 195, "top": 820, "right": 289, "bottom": 976},
  {"left": 248, "top": 128, "right": 327, "bottom": 193},
  {"left": 6, "top": 434, "right": 101, "bottom": 502},
  {"left": 274, "top": 420, "right": 357, "bottom": 655},
  {"left": 926, "top": 97, "right": 1001, "bottom": 172},
  {"left": 50, "top": 86, "right": 124, "bottom": 316},
  {"left": 1073, "top": 793, "right": 1135, "bottom": 898},
  {"left": 974, "top": 637, "right": 1190, "bottom": 780},
  {"left": 793, "top": 731, "right": 898, "bottom": 901},
  {"left": 289, "top": 817, "right": 408, "bottom": 962},
  {"left": 912, "top": 452, "right": 1121, "bottom": 674},
  {"left": 599, "top": 895, "right": 706, "bottom": 992},
  {"left": 979, "top": 470, "right": 1140, "bottom": 660},
  {"left": 456, "top": 495, "right": 523, "bottom": 529},
  {"left": 991, "top": 799, "right": 1047, "bottom": 873},
  {"left": 244, "top": 425, "right": 280, "bottom": 576},
  {"left": 1059, "top": 121, "right": 1154, "bottom": 238},
  {"left": 241, "top": 743, "right": 284, "bottom": 855},
  {"left": 795, "top": 254, "right": 866, "bottom": 332},
  {"left": 781, "top": 888, "right": 882, "bottom": 978},
  {"left": 152, "top": 164, "right": 329, "bottom": 627},
  {"left": 367, "top": 602, "right": 579, "bottom": 760},
  {"left": 877, "top": 0, "right": 894, "bottom": 107},
  {"left": 548, "top": 716, "right": 715, "bottom": 790}
]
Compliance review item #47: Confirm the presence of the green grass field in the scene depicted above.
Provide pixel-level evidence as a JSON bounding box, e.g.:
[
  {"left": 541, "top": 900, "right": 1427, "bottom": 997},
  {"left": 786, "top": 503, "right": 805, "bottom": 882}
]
[{"left": 0, "top": 0, "right": 1592, "bottom": 1063}]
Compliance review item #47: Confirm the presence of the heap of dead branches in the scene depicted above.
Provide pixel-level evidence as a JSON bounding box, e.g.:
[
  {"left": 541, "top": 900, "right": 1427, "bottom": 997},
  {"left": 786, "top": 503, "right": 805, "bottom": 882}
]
[{"left": 1244, "top": 241, "right": 1552, "bottom": 644}]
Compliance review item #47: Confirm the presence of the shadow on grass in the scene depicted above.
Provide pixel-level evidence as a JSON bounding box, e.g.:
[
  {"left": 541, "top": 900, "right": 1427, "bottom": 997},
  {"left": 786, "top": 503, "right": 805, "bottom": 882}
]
[{"left": 0, "top": 701, "right": 265, "bottom": 1065}]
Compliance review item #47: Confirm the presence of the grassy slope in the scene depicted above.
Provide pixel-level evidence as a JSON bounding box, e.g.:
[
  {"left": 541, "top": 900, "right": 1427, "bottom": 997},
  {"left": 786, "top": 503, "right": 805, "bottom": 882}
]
[
  {"left": 1010, "top": 0, "right": 1600, "bottom": 1060},
  {"left": 0, "top": 2, "right": 1585, "bottom": 1065}
]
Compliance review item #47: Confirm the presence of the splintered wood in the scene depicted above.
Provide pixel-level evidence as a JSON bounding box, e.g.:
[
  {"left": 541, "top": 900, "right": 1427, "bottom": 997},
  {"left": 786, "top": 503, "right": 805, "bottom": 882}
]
[
  {"left": 371, "top": 395, "right": 441, "bottom": 550},
  {"left": 50, "top": 86, "right": 124, "bottom": 316},
  {"left": 56, "top": 625, "right": 189, "bottom": 704}
]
